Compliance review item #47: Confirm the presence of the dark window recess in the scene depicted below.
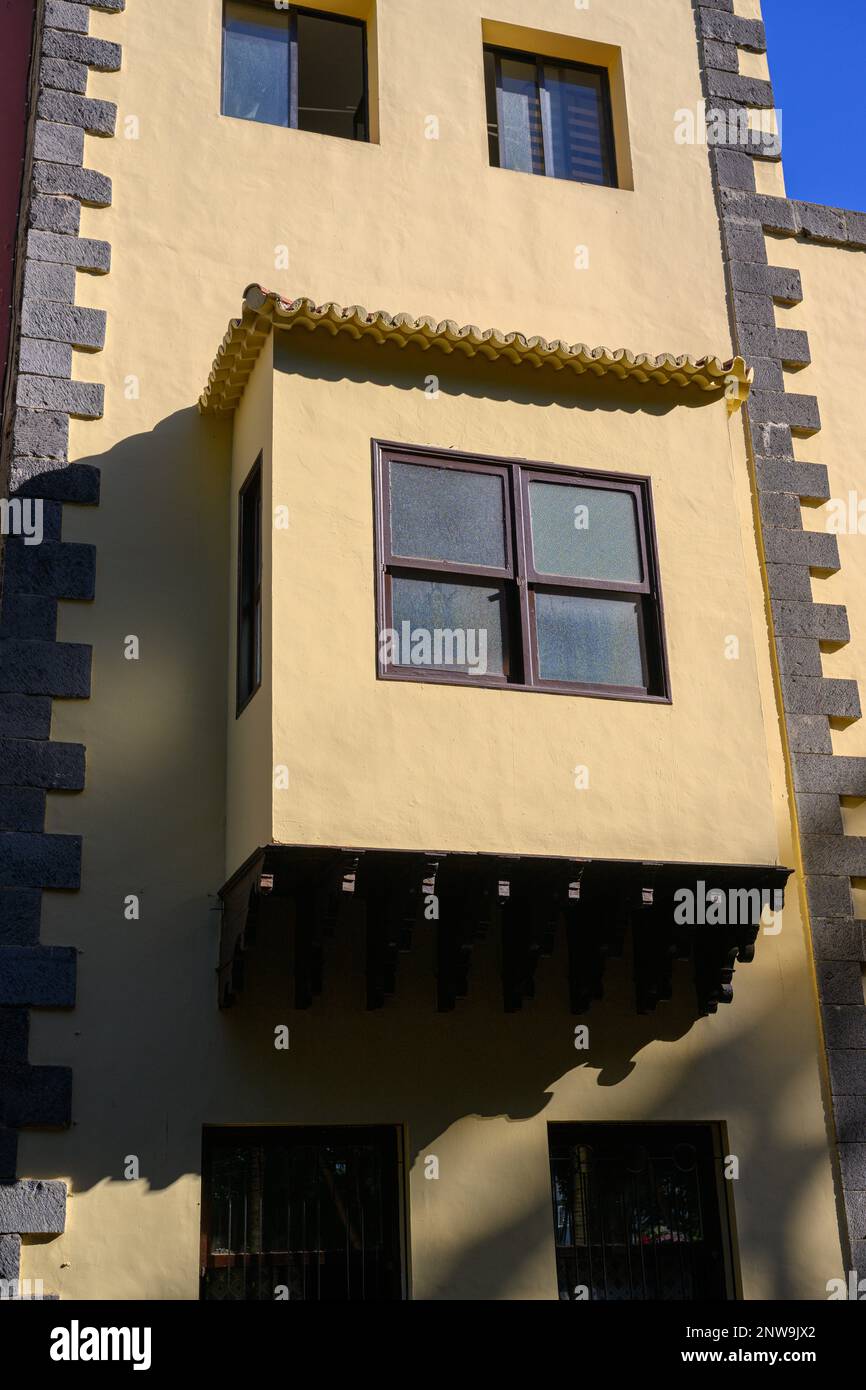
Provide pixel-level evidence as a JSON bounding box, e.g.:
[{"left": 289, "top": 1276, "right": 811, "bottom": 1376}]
[
  {"left": 222, "top": 2, "right": 368, "bottom": 140},
  {"left": 549, "top": 1124, "right": 735, "bottom": 1302},
  {"left": 201, "top": 1127, "right": 404, "bottom": 1301},
  {"left": 484, "top": 44, "right": 616, "bottom": 187},
  {"left": 237, "top": 456, "right": 262, "bottom": 713},
  {"left": 374, "top": 444, "right": 668, "bottom": 701}
]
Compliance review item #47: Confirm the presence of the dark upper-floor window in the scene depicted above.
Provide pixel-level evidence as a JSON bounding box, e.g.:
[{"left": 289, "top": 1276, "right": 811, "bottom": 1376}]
[
  {"left": 222, "top": 2, "right": 368, "bottom": 141},
  {"left": 549, "top": 1124, "right": 735, "bottom": 1301},
  {"left": 201, "top": 1126, "right": 404, "bottom": 1300},
  {"left": 484, "top": 44, "right": 617, "bottom": 187},
  {"left": 374, "top": 443, "right": 668, "bottom": 701},
  {"left": 237, "top": 455, "right": 262, "bottom": 714}
]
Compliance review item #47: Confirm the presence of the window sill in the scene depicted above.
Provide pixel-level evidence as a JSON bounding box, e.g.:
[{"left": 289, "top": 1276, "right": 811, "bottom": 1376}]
[
  {"left": 377, "top": 668, "right": 671, "bottom": 705},
  {"left": 486, "top": 162, "right": 620, "bottom": 193},
  {"left": 218, "top": 111, "right": 378, "bottom": 147}
]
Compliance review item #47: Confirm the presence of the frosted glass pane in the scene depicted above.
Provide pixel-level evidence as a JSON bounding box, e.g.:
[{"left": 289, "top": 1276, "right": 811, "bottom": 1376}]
[
  {"left": 536, "top": 592, "right": 644, "bottom": 688},
  {"left": 529, "top": 483, "right": 641, "bottom": 583},
  {"left": 390, "top": 462, "right": 507, "bottom": 567},
  {"left": 499, "top": 58, "right": 545, "bottom": 175},
  {"left": 541, "top": 65, "right": 610, "bottom": 185},
  {"left": 223, "top": 2, "right": 289, "bottom": 127},
  {"left": 390, "top": 576, "right": 506, "bottom": 676}
]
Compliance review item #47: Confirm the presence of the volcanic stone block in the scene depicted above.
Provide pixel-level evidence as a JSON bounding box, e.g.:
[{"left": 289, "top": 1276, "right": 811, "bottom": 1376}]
[
  {"left": 26, "top": 229, "right": 111, "bottom": 273},
  {"left": 11, "top": 461, "right": 100, "bottom": 504},
  {"left": 754, "top": 459, "right": 829, "bottom": 500},
  {"left": 32, "top": 161, "right": 111, "bottom": 207},
  {"left": 22, "top": 259, "right": 76, "bottom": 302},
  {"left": 0, "top": 740, "right": 85, "bottom": 791},
  {"left": 20, "top": 301, "right": 106, "bottom": 349},
  {"left": 32, "top": 119, "right": 85, "bottom": 166},
  {"left": 786, "top": 714, "right": 833, "bottom": 755},
  {"left": 0, "top": 945, "right": 77, "bottom": 1007},
  {"left": 18, "top": 338, "right": 73, "bottom": 378},
  {"left": 37, "top": 89, "right": 117, "bottom": 137},
  {"left": 818, "top": 962, "right": 865, "bottom": 1005},
  {"left": 0, "top": 1181, "right": 67, "bottom": 1234},
  {"left": 39, "top": 57, "right": 88, "bottom": 94},
  {"left": 824, "top": 1007, "right": 866, "bottom": 1050},
  {"left": 28, "top": 195, "right": 80, "bottom": 236},
  {"left": 0, "top": 640, "right": 91, "bottom": 698},
  {"left": 764, "top": 266, "right": 803, "bottom": 304},
  {"left": 0, "top": 833, "right": 82, "bottom": 890},
  {"left": 45, "top": 0, "right": 89, "bottom": 33},
  {"left": 3, "top": 540, "right": 96, "bottom": 602},
  {"left": 0, "top": 1234, "right": 22, "bottom": 1280},
  {"left": 10, "top": 409, "right": 68, "bottom": 462},
  {"left": 42, "top": 30, "right": 122, "bottom": 70}
]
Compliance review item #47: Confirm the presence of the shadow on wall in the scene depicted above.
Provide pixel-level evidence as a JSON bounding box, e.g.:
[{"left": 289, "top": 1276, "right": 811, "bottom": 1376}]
[
  {"left": 13, "top": 406, "right": 231, "bottom": 1208},
  {"left": 24, "top": 405, "right": 232, "bottom": 844},
  {"left": 273, "top": 328, "right": 719, "bottom": 420},
  {"left": 24, "top": 879, "right": 834, "bottom": 1302},
  {"left": 14, "top": 378, "right": 828, "bottom": 1299}
]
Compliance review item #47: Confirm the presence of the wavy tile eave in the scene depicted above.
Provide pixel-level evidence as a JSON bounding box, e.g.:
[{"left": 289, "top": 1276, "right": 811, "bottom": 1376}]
[{"left": 198, "top": 284, "right": 753, "bottom": 414}]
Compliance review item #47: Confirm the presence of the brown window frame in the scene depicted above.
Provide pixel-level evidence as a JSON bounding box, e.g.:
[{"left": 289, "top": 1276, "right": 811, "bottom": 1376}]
[
  {"left": 220, "top": 0, "right": 370, "bottom": 143},
  {"left": 236, "top": 454, "right": 263, "bottom": 716},
  {"left": 373, "top": 440, "right": 670, "bottom": 703},
  {"left": 483, "top": 43, "right": 618, "bottom": 189}
]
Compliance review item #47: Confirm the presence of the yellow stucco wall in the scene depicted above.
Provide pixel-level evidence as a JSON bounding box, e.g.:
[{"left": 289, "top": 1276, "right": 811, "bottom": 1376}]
[
  {"left": 774, "top": 236, "right": 866, "bottom": 900},
  {"left": 226, "top": 338, "right": 275, "bottom": 871},
  {"left": 267, "top": 334, "right": 779, "bottom": 865},
  {"left": 777, "top": 238, "right": 866, "bottom": 755},
  {"left": 15, "top": 0, "right": 845, "bottom": 1299}
]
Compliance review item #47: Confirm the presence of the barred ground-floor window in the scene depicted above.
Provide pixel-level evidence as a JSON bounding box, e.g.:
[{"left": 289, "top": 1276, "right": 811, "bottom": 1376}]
[
  {"left": 548, "top": 1123, "right": 736, "bottom": 1301},
  {"left": 201, "top": 1126, "right": 405, "bottom": 1301}
]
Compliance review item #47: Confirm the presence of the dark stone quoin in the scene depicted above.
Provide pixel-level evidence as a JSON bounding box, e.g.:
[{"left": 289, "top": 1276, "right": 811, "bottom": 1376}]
[
  {"left": 0, "top": 0, "right": 123, "bottom": 1292},
  {"left": 693, "top": 0, "right": 866, "bottom": 1273}
]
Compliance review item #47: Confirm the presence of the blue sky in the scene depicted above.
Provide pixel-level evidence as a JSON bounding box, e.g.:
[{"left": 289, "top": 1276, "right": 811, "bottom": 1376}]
[{"left": 762, "top": 0, "right": 865, "bottom": 211}]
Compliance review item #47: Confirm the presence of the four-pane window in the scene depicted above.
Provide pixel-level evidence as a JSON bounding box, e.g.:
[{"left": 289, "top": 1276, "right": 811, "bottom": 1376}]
[
  {"left": 222, "top": 21, "right": 643, "bottom": 702},
  {"left": 375, "top": 445, "right": 668, "bottom": 700}
]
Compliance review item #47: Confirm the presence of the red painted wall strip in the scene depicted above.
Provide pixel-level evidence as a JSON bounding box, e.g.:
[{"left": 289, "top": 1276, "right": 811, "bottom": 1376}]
[{"left": 0, "top": 0, "right": 37, "bottom": 395}]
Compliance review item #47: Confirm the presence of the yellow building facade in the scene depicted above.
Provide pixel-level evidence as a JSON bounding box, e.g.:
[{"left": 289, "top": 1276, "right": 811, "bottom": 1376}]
[{"left": 1, "top": 0, "right": 863, "bottom": 1302}]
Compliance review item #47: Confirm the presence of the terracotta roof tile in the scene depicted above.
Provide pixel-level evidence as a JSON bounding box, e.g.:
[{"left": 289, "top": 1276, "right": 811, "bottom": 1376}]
[{"left": 199, "top": 285, "right": 752, "bottom": 414}]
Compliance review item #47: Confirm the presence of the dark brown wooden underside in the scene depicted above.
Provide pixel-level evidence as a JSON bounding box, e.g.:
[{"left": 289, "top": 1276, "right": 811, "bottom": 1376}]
[{"left": 218, "top": 845, "right": 790, "bottom": 1019}]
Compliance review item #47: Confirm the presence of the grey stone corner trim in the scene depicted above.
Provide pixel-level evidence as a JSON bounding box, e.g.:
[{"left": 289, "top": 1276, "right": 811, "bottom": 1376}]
[
  {"left": 0, "top": 1179, "right": 67, "bottom": 1234},
  {"left": 0, "top": 0, "right": 123, "bottom": 1268},
  {"left": 692, "top": 0, "right": 866, "bottom": 1273},
  {"left": 4, "top": 0, "right": 122, "bottom": 501},
  {"left": 0, "top": 1233, "right": 23, "bottom": 1281}
]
